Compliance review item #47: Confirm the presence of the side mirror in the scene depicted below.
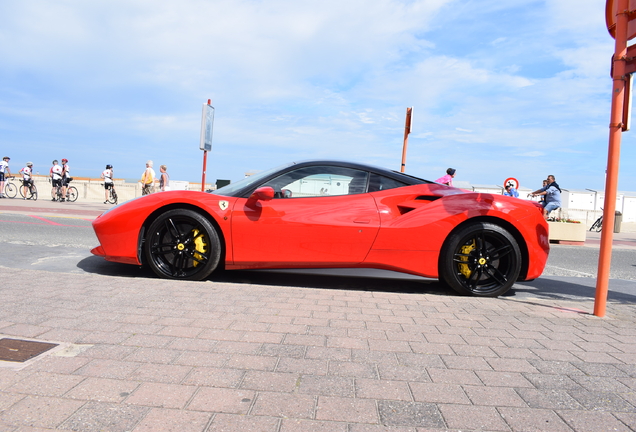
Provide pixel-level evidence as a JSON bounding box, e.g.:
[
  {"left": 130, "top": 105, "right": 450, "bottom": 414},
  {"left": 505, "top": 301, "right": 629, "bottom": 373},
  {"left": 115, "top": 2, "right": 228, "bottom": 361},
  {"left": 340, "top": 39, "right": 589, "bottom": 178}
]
[{"left": 250, "top": 186, "right": 275, "bottom": 201}]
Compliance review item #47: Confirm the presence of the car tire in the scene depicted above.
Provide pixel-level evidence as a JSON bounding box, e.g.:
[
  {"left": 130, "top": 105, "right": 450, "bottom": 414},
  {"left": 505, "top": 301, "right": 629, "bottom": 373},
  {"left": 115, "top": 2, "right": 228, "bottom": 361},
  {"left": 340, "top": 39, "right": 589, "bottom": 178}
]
[
  {"left": 145, "top": 209, "right": 221, "bottom": 281},
  {"left": 439, "top": 222, "right": 521, "bottom": 297}
]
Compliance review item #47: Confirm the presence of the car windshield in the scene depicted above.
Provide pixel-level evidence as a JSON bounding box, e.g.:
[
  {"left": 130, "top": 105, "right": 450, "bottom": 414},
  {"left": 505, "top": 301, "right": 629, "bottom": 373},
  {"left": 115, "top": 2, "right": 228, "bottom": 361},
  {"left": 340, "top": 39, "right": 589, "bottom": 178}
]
[{"left": 211, "top": 162, "right": 295, "bottom": 196}]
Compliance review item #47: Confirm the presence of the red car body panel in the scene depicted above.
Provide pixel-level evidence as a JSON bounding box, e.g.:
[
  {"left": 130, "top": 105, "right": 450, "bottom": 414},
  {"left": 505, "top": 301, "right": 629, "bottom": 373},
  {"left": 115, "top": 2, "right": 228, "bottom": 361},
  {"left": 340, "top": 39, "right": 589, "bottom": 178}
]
[{"left": 92, "top": 182, "right": 549, "bottom": 281}]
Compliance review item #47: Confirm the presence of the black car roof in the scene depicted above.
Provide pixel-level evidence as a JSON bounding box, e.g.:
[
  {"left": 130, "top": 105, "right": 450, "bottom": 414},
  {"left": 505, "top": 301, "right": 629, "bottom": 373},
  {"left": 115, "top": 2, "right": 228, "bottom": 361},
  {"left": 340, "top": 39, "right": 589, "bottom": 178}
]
[{"left": 213, "top": 159, "right": 432, "bottom": 198}]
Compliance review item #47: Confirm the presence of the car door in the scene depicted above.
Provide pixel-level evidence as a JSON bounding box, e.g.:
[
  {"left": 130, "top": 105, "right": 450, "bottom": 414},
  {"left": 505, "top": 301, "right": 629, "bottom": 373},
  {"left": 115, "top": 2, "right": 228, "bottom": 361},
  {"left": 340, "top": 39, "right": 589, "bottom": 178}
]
[{"left": 230, "top": 165, "right": 381, "bottom": 266}]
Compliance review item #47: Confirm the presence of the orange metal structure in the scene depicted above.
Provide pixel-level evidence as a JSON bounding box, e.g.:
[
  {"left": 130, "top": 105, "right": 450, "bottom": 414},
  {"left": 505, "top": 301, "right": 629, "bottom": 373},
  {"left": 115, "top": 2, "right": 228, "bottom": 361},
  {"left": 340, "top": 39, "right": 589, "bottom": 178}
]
[
  {"left": 597, "top": 0, "right": 635, "bottom": 316},
  {"left": 400, "top": 107, "right": 413, "bottom": 173}
]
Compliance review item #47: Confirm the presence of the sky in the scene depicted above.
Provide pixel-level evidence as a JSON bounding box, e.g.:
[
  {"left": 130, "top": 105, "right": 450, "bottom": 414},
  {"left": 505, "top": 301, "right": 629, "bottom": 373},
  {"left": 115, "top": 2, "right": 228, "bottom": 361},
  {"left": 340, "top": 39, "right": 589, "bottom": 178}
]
[{"left": 1, "top": 0, "right": 634, "bottom": 192}]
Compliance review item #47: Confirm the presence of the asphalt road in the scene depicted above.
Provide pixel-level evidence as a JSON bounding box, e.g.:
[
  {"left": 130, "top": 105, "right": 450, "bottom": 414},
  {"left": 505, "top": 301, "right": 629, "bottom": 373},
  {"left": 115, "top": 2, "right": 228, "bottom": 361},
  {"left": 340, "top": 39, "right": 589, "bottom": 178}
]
[{"left": 1, "top": 212, "right": 634, "bottom": 304}]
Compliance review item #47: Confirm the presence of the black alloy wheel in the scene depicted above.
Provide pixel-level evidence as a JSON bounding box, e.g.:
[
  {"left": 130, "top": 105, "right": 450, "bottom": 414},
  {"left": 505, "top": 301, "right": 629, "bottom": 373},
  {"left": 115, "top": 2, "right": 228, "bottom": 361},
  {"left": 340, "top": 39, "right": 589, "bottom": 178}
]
[
  {"left": 145, "top": 209, "right": 221, "bottom": 280},
  {"left": 439, "top": 222, "right": 521, "bottom": 297}
]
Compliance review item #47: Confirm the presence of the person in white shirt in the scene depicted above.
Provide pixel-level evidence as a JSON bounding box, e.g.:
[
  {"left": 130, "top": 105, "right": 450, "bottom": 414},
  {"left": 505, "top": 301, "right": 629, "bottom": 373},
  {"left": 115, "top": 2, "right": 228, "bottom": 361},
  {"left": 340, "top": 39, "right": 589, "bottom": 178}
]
[
  {"left": 61, "top": 158, "right": 71, "bottom": 199},
  {"left": 19, "top": 162, "right": 33, "bottom": 199},
  {"left": 101, "top": 164, "right": 114, "bottom": 204},
  {"left": 0, "top": 156, "right": 11, "bottom": 198},
  {"left": 50, "top": 160, "right": 63, "bottom": 201},
  {"left": 141, "top": 160, "right": 156, "bottom": 195}
]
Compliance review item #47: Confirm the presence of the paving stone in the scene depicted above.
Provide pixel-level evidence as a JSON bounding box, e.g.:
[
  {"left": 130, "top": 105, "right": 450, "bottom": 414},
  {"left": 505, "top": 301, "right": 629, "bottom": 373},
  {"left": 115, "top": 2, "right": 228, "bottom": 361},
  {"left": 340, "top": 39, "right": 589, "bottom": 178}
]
[
  {"left": 462, "top": 385, "right": 526, "bottom": 407},
  {"left": 568, "top": 390, "right": 636, "bottom": 412},
  {"left": 280, "top": 418, "right": 348, "bottom": 432},
  {"left": 557, "top": 410, "right": 633, "bottom": 432},
  {"left": 315, "top": 396, "right": 378, "bottom": 423},
  {"left": 498, "top": 406, "right": 574, "bottom": 432},
  {"left": 329, "top": 360, "right": 378, "bottom": 379},
  {"left": 125, "top": 382, "right": 197, "bottom": 409},
  {"left": 438, "top": 404, "right": 509, "bottom": 431},
  {"left": 409, "top": 382, "right": 470, "bottom": 404},
  {"left": 132, "top": 407, "right": 212, "bottom": 432},
  {"left": 515, "top": 388, "right": 584, "bottom": 410},
  {"left": 182, "top": 366, "right": 245, "bottom": 387},
  {"left": 524, "top": 373, "right": 584, "bottom": 390},
  {"left": 187, "top": 387, "right": 256, "bottom": 414},
  {"left": 240, "top": 371, "right": 301, "bottom": 393},
  {"left": 7, "top": 371, "right": 85, "bottom": 397},
  {"left": 60, "top": 401, "right": 149, "bottom": 432},
  {"left": 377, "top": 400, "right": 444, "bottom": 428},
  {"left": 298, "top": 375, "right": 354, "bottom": 397},
  {"left": 250, "top": 391, "right": 315, "bottom": 419},
  {"left": 64, "top": 377, "right": 140, "bottom": 403},
  {"left": 0, "top": 395, "right": 84, "bottom": 429},
  {"left": 355, "top": 378, "right": 412, "bottom": 401}
]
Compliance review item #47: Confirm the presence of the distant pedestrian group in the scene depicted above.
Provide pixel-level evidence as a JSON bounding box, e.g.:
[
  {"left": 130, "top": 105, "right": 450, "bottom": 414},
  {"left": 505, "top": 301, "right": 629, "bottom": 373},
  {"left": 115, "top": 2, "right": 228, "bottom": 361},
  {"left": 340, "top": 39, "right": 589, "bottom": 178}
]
[{"left": 140, "top": 160, "right": 169, "bottom": 195}]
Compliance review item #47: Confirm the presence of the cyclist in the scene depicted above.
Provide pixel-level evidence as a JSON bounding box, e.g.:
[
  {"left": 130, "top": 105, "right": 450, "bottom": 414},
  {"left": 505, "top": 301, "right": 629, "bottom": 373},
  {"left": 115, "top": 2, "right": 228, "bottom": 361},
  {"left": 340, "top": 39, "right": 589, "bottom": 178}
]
[
  {"left": 19, "top": 162, "right": 34, "bottom": 199},
  {"left": 101, "top": 164, "right": 114, "bottom": 203},
  {"left": 61, "top": 158, "right": 71, "bottom": 199},
  {"left": 50, "top": 160, "right": 63, "bottom": 201},
  {"left": 0, "top": 156, "right": 10, "bottom": 198}
]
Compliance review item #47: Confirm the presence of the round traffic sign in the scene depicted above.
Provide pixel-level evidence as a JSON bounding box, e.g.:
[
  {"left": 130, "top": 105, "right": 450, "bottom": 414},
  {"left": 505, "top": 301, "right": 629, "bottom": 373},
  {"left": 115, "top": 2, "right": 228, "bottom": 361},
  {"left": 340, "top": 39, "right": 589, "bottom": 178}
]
[
  {"left": 606, "top": 0, "right": 636, "bottom": 40},
  {"left": 504, "top": 177, "right": 519, "bottom": 190}
]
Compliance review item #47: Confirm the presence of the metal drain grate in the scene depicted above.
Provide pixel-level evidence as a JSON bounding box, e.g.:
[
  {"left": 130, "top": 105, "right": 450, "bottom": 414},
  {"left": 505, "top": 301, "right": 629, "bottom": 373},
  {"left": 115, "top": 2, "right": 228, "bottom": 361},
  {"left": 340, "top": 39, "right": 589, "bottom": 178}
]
[{"left": 0, "top": 338, "right": 59, "bottom": 362}]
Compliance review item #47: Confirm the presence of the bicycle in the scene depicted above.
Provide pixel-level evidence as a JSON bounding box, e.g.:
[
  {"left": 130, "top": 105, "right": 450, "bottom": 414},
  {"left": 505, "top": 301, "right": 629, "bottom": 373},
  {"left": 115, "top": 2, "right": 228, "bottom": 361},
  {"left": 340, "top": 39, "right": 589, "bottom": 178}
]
[
  {"left": 51, "top": 179, "right": 64, "bottom": 202},
  {"left": 589, "top": 214, "right": 603, "bottom": 232},
  {"left": 50, "top": 178, "right": 77, "bottom": 202},
  {"left": 3, "top": 176, "right": 18, "bottom": 198},
  {"left": 18, "top": 178, "right": 38, "bottom": 201},
  {"left": 102, "top": 183, "right": 118, "bottom": 205}
]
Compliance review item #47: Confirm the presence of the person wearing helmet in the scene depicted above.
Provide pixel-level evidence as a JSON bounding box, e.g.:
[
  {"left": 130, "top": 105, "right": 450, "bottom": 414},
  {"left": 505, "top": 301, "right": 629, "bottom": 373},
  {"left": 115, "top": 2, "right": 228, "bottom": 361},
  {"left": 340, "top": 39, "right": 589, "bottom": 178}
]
[
  {"left": 101, "top": 164, "right": 114, "bottom": 203},
  {"left": 50, "top": 160, "right": 63, "bottom": 201},
  {"left": 19, "top": 162, "right": 34, "bottom": 199},
  {"left": 0, "top": 156, "right": 10, "bottom": 198},
  {"left": 61, "top": 158, "right": 71, "bottom": 200}
]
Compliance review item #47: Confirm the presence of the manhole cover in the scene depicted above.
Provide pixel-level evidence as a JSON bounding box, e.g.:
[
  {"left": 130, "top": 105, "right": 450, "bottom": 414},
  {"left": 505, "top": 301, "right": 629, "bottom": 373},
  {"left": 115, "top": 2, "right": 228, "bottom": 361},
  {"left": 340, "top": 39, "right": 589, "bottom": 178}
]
[{"left": 0, "top": 338, "right": 59, "bottom": 362}]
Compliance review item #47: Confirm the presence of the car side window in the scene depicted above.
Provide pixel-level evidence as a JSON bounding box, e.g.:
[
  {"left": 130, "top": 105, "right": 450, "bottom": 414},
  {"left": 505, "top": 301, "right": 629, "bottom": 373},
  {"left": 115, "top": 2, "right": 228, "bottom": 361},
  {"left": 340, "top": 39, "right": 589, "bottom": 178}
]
[
  {"left": 262, "top": 166, "right": 369, "bottom": 198},
  {"left": 368, "top": 173, "right": 408, "bottom": 192}
]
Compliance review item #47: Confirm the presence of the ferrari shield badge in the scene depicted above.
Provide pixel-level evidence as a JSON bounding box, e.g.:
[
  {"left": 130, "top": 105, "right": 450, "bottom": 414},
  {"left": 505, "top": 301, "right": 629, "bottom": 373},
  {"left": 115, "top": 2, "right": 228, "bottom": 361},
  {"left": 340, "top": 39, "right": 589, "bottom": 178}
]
[{"left": 219, "top": 200, "right": 229, "bottom": 211}]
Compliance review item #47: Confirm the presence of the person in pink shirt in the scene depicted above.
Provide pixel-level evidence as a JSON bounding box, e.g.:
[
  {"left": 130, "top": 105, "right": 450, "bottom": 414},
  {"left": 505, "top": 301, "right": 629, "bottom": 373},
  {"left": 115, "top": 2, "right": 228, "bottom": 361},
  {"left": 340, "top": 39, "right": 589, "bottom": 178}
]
[{"left": 435, "top": 168, "right": 456, "bottom": 186}]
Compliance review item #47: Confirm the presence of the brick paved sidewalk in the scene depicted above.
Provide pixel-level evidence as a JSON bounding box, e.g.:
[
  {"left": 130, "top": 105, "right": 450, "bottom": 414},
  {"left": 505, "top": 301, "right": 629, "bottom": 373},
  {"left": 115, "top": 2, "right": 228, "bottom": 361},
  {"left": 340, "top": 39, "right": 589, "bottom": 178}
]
[{"left": 0, "top": 267, "right": 635, "bottom": 431}]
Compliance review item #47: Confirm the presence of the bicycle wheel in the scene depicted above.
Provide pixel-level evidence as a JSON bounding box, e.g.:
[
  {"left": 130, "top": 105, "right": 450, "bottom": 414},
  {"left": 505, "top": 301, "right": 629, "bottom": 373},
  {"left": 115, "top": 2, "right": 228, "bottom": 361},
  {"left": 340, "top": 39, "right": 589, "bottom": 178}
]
[
  {"left": 66, "top": 186, "right": 78, "bottom": 202},
  {"left": 29, "top": 184, "right": 38, "bottom": 201},
  {"left": 5, "top": 182, "right": 17, "bottom": 198},
  {"left": 108, "top": 189, "right": 118, "bottom": 204},
  {"left": 595, "top": 218, "right": 603, "bottom": 232}
]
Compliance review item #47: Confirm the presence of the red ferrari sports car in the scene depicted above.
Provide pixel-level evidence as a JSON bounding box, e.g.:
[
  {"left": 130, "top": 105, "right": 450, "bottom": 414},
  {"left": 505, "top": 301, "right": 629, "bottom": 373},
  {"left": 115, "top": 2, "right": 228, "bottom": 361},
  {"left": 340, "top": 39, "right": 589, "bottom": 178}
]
[{"left": 91, "top": 160, "right": 549, "bottom": 297}]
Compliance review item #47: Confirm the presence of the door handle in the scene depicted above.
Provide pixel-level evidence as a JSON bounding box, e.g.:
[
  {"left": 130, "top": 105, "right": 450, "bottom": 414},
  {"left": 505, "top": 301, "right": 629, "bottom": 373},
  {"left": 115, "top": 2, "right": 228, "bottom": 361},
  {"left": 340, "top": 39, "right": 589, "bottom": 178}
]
[{"left": 354, "top": 218, "right": 370, "bottom": 224}]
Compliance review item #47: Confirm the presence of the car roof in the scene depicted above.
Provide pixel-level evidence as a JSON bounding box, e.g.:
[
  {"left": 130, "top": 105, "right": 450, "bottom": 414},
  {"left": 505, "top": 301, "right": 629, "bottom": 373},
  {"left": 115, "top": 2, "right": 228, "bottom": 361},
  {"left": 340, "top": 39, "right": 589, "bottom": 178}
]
[{"left": 213, "top": 159, "right": 432, "bottom": 198}]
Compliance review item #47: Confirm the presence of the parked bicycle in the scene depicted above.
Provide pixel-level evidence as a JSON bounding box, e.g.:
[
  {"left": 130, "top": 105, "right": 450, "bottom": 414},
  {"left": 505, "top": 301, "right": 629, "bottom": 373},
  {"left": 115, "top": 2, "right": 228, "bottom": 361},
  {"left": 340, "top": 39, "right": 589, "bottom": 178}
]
[
  {"left": 18, "top": 178, "right": 38, "bottom": 201},
  {"left": 3, "top": 176, "right": 18, "bottom": 198},
  {"left": 50, "top": 178, "right": 78, "bottom": 202},
  {"left": 590, "top": 210, "right": 603, "bottom": 232}
]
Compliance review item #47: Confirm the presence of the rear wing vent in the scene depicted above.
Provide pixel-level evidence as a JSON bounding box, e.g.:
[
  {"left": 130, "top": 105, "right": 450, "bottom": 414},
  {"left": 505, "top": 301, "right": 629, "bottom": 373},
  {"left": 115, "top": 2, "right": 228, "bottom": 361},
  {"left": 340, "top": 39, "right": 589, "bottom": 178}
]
[{"left": 398, "top": 195, "right": 441, "bottom": 215}]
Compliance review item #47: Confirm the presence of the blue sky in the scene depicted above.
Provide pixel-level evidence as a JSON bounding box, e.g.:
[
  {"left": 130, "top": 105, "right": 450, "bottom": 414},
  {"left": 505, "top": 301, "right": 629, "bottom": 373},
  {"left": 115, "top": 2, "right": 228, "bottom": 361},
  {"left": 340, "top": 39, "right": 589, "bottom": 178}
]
[{"left": 1, "top": 0, "right": 634, "bottom": 192}]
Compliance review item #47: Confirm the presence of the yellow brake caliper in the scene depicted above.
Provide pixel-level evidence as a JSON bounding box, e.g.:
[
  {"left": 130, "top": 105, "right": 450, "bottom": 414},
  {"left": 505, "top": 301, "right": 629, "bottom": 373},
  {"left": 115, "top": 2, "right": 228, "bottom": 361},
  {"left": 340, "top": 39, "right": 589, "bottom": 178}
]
[
  {"left": 191, "top": 229, "right": 208, "bottom": 267},
  {"left": 458, "top": 240, "right": 475, "bottom": 278}
]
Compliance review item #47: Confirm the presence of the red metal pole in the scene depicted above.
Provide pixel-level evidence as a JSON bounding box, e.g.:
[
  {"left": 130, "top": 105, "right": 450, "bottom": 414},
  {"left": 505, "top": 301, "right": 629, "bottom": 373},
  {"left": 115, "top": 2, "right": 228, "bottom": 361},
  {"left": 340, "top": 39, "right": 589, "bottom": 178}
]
[
  {"left": 400, "top": 107, "right": 412, "bottom": 173},
  {"left": 595, "top": 0, "right": 629, "bottom": 317},
  {"left": 201, "top": 150, "right": 207, "bottom": 191}
]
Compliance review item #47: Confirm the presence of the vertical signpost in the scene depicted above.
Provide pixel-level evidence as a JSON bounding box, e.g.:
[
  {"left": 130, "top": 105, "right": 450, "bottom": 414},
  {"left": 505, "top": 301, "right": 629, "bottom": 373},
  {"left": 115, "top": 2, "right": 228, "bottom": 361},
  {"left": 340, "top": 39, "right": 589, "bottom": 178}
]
[
  {"left": 200, "top": 99, "right": 214, "bottom": 192},
  {"left": 596, "top": 0, "right": 636, "bottom": 316},
  {"left": 400, "top": 107, "right": 413, "bottom": 173}
]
